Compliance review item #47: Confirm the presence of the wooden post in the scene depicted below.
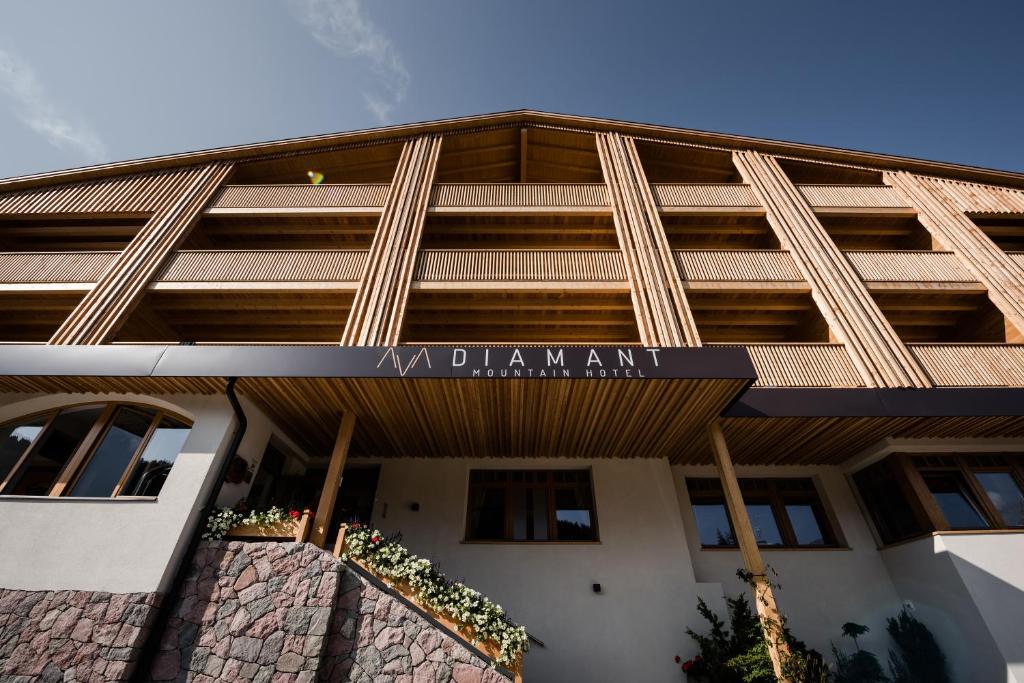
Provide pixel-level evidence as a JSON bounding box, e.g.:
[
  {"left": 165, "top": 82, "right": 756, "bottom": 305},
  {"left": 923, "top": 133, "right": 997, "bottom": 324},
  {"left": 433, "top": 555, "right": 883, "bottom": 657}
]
[
  {"left": 310, "top": 413, "right": 356, "bottom": 547},
  {"left": 294, "top": 509, "right": 313, "bottom": 543},
  {"left": 707, "top": 420, "right": 788, "bottom": 680},
  {"left": 333, "top": 523, "right": 349, "bottom": 558}
]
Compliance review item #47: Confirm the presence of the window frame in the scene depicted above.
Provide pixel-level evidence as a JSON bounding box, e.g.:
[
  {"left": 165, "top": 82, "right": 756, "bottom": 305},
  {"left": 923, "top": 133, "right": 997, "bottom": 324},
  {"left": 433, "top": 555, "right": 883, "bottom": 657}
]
[
  {"left": 463, "top": 469, "right": 600, "bottom": 543},
  {"left": 687, "top": 477, "right": 840, "bottom": 549},
  {"left": 0, "top": 402, "right": 191, "bottom": 498}
]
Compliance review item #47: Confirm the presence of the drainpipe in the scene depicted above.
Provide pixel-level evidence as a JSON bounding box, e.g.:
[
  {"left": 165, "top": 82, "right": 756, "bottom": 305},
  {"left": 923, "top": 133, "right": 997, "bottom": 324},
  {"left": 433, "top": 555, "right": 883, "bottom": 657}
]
[{"left": 132, "top": 377, "right": 248, "bottom": 681}]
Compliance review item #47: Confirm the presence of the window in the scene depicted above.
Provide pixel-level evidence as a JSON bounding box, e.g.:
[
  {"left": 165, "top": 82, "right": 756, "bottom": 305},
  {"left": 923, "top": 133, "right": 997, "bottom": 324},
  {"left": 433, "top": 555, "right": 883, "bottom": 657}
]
[
  {"left": 465, "top": 470, "right": 598, "bottom": 542},
  {"left": 0, "top": 403, "right": 191, "bottom": 498},
  {"left": 686, "top": 478, "right": 838, "bottom": 549},
  {"left": 852, "top": 453, "right": 1024, "bottom": 545}
]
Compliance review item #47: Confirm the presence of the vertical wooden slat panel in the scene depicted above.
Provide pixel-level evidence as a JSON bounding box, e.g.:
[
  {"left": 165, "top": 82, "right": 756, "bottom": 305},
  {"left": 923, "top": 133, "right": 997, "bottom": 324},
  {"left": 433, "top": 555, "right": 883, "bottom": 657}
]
[
  {"left": 734, "top": 152, "right": 930, "bottom": 388},
  {"left": 342, "top": 136, "right": 442, "bottom": 346},
  {"left": 885, "top": 171, "right": 1024, "bottom": 336},
  {"left": 597, "top": 133, "right": 700, "bottom": 346},
  {"left": 49, "top": 163, "right": 234, "bottom": 344}
]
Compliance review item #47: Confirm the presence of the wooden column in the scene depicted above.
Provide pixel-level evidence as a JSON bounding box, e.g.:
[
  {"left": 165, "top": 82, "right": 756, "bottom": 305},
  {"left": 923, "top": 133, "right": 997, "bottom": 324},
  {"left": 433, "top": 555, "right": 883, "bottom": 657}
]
[
  {"left": 707, "top": 421, "right": 787, "bottom": 680},
  {"left": 310, "top": 412, "right": 356, "bottom": 547},
  {"left": 341, "top": 135, "right": 441, "bottom": 346},
  {"left": 49, "top": 162, "right": 233, "bottom": 344},
  {"left": 734, "top": 151, "right": 930, "bottom": 388},
  {"left": 597, "top": 132, "right": 700, "bottom": 346},
  {"left": 885, "top": 171, "right": 1024, "bottom": 339}
]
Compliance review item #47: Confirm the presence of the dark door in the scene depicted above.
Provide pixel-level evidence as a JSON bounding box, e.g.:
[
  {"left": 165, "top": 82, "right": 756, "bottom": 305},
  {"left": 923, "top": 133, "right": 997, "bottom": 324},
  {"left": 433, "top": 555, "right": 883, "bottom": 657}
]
[{"left": 329, "top": 465, "right": 381, "bottom": 536}]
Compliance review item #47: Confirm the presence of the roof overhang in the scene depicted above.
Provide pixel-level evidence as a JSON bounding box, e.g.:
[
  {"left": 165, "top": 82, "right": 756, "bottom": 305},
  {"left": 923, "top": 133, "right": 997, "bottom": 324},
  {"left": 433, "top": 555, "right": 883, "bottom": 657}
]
[{"left": 0, "top": 344, "right": 755, "bottom": 461}]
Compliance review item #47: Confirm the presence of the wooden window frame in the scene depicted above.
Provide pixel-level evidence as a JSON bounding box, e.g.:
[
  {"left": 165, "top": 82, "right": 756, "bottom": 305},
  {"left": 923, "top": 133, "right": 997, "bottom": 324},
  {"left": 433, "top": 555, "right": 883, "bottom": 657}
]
[
  {"left": 0, "top": 402, "right": 191, "bottom": 498},
  {"left": 687, "top": 477, "right": 840, "bottom": 549},
  {"left": 910, "top": 453, "right": 1024, "bottom": 531},
  {"left": 464, "top": 469, "right": 600, "bottom": 543}
]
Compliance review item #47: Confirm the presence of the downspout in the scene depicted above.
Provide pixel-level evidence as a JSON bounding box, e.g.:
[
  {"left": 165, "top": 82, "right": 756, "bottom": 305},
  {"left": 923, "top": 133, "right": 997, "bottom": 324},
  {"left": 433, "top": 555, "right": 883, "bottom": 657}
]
[{"left": 132, "top": 377, "right": 248, "bottom": 681}]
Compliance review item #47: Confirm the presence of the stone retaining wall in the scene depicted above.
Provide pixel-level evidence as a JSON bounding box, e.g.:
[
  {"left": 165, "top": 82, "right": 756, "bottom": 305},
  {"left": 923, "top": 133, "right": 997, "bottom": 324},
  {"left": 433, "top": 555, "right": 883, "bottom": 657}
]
[
  {"left": 0, "top": 588, "right": 159, "bottom": 682},
  {"left": 151, "top": 541, "right": 511, "bottom": 683}
]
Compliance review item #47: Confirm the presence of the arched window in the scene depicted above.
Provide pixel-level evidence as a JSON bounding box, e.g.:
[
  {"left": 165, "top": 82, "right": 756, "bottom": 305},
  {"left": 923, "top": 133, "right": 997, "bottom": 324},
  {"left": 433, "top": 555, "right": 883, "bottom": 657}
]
[{"left": 0, "top": 403, "right": 191, "bottom": 498}]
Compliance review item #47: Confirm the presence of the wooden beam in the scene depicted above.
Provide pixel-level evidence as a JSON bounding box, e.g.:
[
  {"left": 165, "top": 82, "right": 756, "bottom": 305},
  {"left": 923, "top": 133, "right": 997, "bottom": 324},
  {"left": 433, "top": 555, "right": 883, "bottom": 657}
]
[
  {"left": 734, "top": 152, "right": 931, "bottom": 388},
  {"left": 310, "top": 412, "right": 356, "bottom": 547},
  {"left": 519, "top": 128, "right": 528, "bottom": 183},
  {"left": 707, "top": 421, "right": 787, "bottom": 680}
]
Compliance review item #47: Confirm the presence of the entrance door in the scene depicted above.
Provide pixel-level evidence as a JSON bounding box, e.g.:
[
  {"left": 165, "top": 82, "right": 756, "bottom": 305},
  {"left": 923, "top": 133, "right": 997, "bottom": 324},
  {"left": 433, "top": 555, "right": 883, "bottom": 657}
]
[{"left": 329, "top": 465, "right": 381, "bottom": 536}]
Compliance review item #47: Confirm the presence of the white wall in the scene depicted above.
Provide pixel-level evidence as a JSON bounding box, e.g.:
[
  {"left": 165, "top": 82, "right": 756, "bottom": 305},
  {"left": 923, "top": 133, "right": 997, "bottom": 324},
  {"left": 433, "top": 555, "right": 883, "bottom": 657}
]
[
  {"left": 0, "top": 391, "right": 291, "bottom": 595},
  {"left": 366, "top": 457, "right": 704, "bottom": 683},
  {"left": 882, "top": 534, "right": 1024, "bottom": 683},
  {"left": 673, "top": 465, "right": 903, "bottom": 660}
]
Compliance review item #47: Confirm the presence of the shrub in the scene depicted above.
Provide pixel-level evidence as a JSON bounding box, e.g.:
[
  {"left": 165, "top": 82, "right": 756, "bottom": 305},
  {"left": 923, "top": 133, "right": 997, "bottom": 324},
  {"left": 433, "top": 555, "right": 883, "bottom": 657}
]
[{"left": 886, "top": 609, "right": 949, "bottom": 683}]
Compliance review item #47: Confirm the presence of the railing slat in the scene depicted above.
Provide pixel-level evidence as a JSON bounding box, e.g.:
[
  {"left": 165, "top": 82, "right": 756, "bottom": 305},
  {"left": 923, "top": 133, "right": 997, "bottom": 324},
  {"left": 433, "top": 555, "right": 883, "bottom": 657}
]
[
  {"left": 910, "top": 344, "right": 1024, "bottom": 387},
  {"left": 430, "top": 183, "right": 609, "bottom": 207},
  {"left": 796, "top": 185, "right": 910, "bottom": 209},
  {"left": 712, "top": 343, "right": 864, "bottom": 387},
  {"left": 674, "top": 250, "right": 802, "bottom": 282},
  {"left": 156, "top": 250, "right": 367, "bottom": 282},
  {"left": 414, "top": 249, "right": 625, "bottom": 281},
  {"left": 0, "top": 251, "right": 118, "bottom": 283},
  {"left": 209, "top": 185, "right": 389, "bottom": 209},
  {"left": 651, "top": 184, "right": 759, "bottom": 208},
  {"left": 844, "top": 251, "right": 977, "bottom": 283}
]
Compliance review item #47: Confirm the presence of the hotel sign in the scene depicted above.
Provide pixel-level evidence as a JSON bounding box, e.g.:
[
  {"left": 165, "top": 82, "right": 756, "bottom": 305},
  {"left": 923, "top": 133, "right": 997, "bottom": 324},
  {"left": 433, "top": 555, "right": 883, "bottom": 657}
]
[{"left": 0, "top": 344, "right": 756, "bottom": 382}]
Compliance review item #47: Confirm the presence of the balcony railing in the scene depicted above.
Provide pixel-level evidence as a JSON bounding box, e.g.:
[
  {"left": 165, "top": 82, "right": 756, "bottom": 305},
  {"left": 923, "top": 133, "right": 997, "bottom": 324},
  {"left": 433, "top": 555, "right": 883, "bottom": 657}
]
[
  {"left": 651, "top": 184, "right": 759, "bottom": 209},
  {"left": 154, "top": 250, "right": 367, "bottom": 283},
  {"left": 413, "top": 249, "right": 625, "bottom": 282},
  {"left": 797, "top": 184, "right": 910, "bottom": 210},
  {"left": 208, "top": 184, "right": 389, "bottom": 210},
  {"left": 0, "top": 251, "right": 117, "bottom": 283},
  {"left": 675, "top": 250, "right": 803, "bottom": 282},
  {"left": 429, "top": 183, "right": 609, "bottom": 209},
  {"left": 714, "top": 343, "right": 864, "bottom": 387},
  {"left": 844, "top": 251, "right": 977, "bottom": 283},
  {"left": 910, "top": 344, "right": 1024, "bottom": 387}
]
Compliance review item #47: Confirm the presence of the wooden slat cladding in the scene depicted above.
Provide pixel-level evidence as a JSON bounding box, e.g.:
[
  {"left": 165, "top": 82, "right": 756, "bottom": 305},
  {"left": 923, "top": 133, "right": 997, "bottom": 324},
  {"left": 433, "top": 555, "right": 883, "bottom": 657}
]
[
  {"left": 721, "top": 415, "right": 1024, "bottom": 466},
  {"left": 739, "top": 344, "right": 864, "bottom": 387},
  {"left": 796, "top": 184, "right": 909, "bottom": 209},
  {"left": 48, "top": 163, "right": 233, "bottom": 345},
  {"left": 0, "top": 168, "right": 201, "bottom": 216},
  {"left": 675, "top": 250, "right": 802, "bottom": 282},
  {"left": 735, "top": 152, "right": 931, "bottom": 388},
  {"left": 429, "top": 184, "right": 608, "bottom": 208},
  {"left": 844, "top": 251, "right": 977, "bottom": 283},
  {"left": 597, "top": 133, "right": 700, "bottom": 346},
  {"left": 156, "top": 250, "right": 367, "bottom": 283},
  {"left": 886, "top": 172, "right": 1024, "bottom": 334},
  {"left": 924, "top": 177, "right": 1024, "bottom": 214},
  {"left": 0, "top": 251, "right": 117, "bottom": 283},
  {"left": 342, "top": 136, "right": 442, "bottom": 346},
  {"left": 413, "top": 249, "right": 624, "bottom": 282},
  {"left": 650, "top": 184, "right": 759, "bottom": 208},
  {"left": 910, "top": 344, "right": 1024, "bottom": 387},
  {"left": 209, "top": 184, "right": 388, "bottom": 209}
]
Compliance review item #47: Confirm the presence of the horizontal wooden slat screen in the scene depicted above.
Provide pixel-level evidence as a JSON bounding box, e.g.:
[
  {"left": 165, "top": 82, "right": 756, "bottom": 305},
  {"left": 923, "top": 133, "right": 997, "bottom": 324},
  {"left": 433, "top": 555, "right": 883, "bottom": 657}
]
[
  {"left": 910, "top": 344, "right": 1024, "bottom": 386},
  {"left": 796, "top": 185, "right": 910, "bottom": 209},
  {"left": 155, "top": 250, "right": 368, "bottom": 282},
  {"left": 429, "top": 183, "right": 609, "bottom": 207},
  {"left": 844, "top": 251, "right": 977, "bottom": 283},
  {"left": 674, "top": 250, "right": 803, "bottom": 281},
  {"left": 651, "top": 184, "right": 759, "bottom": 208},
  {"left": 209, "top": 184, "right": 389, "bottom": 209},
  {"left": 0, "top": 251, "right": 117, "bottom": 283},
  {"left": 0, "top": 168, "right": 202, "bottom": 215},
  {"left": 413, "top": 249, "right": 625, "bottom": 281},
  {"left": 713, "top": 343, "right": 864, "bottom": 387},
  {"left": 923, "top": 178, "right": 1024, "bottom": 214}
]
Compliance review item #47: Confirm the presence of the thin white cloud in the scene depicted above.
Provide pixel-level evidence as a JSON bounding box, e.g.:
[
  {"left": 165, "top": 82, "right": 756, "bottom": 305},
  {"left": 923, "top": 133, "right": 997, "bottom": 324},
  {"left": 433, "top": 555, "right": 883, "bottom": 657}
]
[
  {"left": 288, "top": 0, "right": 409, "bottom": 123},
  {"left": 0, "top": 47, "right": 107, "bottom": 162}
]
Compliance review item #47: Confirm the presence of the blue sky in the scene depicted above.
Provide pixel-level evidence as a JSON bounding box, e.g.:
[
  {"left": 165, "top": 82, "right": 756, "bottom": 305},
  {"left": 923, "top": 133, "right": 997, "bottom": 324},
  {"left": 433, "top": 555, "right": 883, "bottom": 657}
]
[{"left": 1, "top": 0, "right": 1022, "bottom": 179}]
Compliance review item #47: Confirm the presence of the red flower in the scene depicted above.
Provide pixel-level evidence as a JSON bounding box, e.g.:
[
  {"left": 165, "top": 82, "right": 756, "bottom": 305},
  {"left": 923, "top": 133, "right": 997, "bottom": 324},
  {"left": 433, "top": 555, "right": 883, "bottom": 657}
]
[
  {"left": 289, "top": 510, "right": 301, "bottom": 519},
  {"left": 682, "top": 661, "right": 692, "bottom": 672},
  {"left": 371, "top": 534, "right": 381, "bottom": 543},
  {"left": 674, "top": 656, "right": 681, "bottom": 663}
]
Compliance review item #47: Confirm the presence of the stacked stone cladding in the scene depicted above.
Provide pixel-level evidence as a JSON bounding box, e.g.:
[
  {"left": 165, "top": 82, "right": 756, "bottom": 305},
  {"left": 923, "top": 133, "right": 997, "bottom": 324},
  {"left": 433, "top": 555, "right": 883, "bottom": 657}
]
[
  {"left": 151, "top": 541, "right": 512, "bottom": 683},
  {"left": 0, "top": 588, "right": 159, "bottom": 682}
]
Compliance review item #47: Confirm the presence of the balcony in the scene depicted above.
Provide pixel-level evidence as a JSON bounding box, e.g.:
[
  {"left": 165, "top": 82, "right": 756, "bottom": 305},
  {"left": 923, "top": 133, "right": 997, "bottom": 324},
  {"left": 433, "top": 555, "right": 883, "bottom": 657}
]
[
  {"left": 716, "top": 343, "right": 864, "bottom": 387},
  {"left": 151, "top": 250, "right": 366, "bottom": 288},
  {"left": 413, "top": 249, "right": 625, "bottom": 285},
  {"left": 797, "top": 185, "right": 911, "bottom": 213},
  {"left": 0, "top": 251, "right": 116, "bottom": 285},
  {"left": 675, "top": 250, "right": 802, "bottom": 283},
  {"left": 651, "top": 184, "right": 760, "bottom": 212},
  {"left": 844, "top": 251, "right": 978, "bottom": 285},
  {"left": 909, "top": 344, "right": 1024, "bottom": 387},
  {"left": 206, "top": 184, "right": 388, "bottom": 214}
]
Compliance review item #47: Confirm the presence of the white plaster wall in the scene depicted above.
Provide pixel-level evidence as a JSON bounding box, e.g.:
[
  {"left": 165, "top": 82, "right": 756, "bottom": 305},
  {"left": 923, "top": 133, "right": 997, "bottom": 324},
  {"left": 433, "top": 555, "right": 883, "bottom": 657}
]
[
  {"left": 366, "top": 457, "right": 704, "bottom": 683},
  {"left": 672, "top": 465, "right": 903, "bottom": 660},
  {"left": 0, "top": 391, "right": 289, "bottom": 595},
  {"left": 882, "top": 534, "right": 1024, "bottom": 683}
]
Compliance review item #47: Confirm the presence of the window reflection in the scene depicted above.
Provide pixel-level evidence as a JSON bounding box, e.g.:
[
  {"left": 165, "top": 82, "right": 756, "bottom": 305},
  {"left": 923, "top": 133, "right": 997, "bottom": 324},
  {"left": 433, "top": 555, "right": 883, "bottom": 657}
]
[
  {"left": 974, "top": 472, "right": 1024, "bottom": 528},
  {"left": 0, "top": 416, "right": 48, "bottom": 484},
  {"left": 6, "top": 406, "right": 104, "bottom": 496},
  {"left": 69, "top": 408, "right": 152, "bottom": 497},
  {"left": 120, "top": 416, "right": 191, "bottom": 497}
]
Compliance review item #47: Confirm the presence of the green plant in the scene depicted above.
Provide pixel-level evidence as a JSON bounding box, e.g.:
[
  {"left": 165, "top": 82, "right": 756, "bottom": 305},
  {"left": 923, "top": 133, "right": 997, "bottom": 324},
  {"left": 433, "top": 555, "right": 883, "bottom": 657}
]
[
  {"left": 202, "top": 505, "right": 298, "bottom": 540},
  {"left": 832, "top": 623, "right": 887, "bottom": 683},
  {"left": 343, "top": 525, "right": 528, "bottom": 667},
  {"left": 886, "top": 609, "right": 949, "bottom": 683}
]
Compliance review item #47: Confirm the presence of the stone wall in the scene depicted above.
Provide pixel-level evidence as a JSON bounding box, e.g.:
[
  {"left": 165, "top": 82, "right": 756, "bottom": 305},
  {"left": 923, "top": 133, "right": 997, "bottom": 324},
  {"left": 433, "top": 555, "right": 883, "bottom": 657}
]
[
  {"left": 0, "top": 588, "right": 159, "bottom": 682},
  {"left": 152, "top": 541, "right": 511, "bottom": 683}
]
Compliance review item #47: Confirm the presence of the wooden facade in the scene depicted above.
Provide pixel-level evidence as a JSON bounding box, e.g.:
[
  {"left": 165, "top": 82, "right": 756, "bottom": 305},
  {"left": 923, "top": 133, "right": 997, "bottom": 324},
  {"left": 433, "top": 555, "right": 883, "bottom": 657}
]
[{"left": 2, "top": 110, "right": 1024, "bottom": 466}]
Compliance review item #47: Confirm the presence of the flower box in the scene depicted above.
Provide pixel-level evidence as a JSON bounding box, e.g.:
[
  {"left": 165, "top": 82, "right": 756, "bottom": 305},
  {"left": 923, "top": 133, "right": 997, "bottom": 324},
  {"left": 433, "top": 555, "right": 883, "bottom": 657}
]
[{"left": 226, "top": 519, "right": 301, "bottom": 540}]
